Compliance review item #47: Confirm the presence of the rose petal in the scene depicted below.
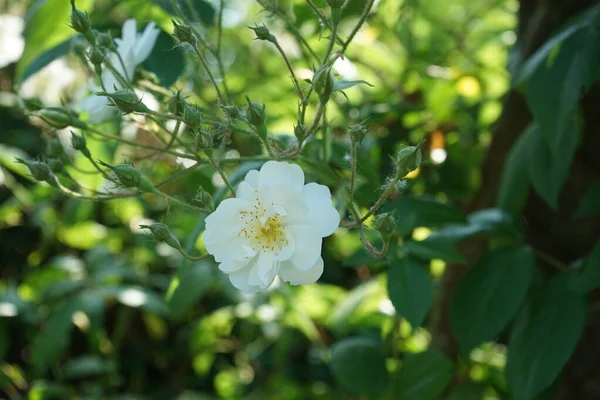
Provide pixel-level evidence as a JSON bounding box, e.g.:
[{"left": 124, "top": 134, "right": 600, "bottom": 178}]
[
  {"left": 287, "top": 224, "right": 322, "bottom": 270},
  {"left": 301, "top": 183, "right": 340, "bottom": 237},
  {"left": 258, "top": 161, "right": 304, "bottom": 192},
  {"left": 279, "top": 257, "right": 324, "bottom": 285}
]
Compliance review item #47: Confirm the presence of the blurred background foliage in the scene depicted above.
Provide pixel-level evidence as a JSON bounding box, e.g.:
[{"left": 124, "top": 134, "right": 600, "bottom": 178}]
[{"left": 0, "top": 0, "right": 599, "bottom": 399}]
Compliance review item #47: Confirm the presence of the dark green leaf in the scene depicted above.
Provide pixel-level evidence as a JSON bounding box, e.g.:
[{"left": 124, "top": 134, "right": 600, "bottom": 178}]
[
  {"left": 451, "top": 246, "right": 535, "bottom": 354},
  {"left": 527, "top": 119, "right": 581, "bottom": 210},
  {"left": 506, "top": 276, "right": 587, "bottom": 400},
  {"left": 497, "top": 125, "right": 533, "bottom": 214},
  {"left": 31, "top": 300, "right": 80, "bottom": 369},
  {"left": 330, "top": 336, "right": 389, "bottom": 396},
  {"left": 392, "top": 350, "right": 454, "bottom": 400},
  {"left": 343, "top": 248, "right": 377, "bottom": 267},
  {"left": 570, "top": 240, "right": 600, "bottom": 294},
  {"left": 383, "top": 196, "right": 467, "bottom": 235},
  {"left": 445, "top": 382, "right": 486, "bottom": 400},
  {"left": 387, "top": 252, "right": 432, "bottom": 329},
  {"left": 143, "top": 30, "right": 185, "bottom": 87},
  {"left": 17, "top": 0, "right": 94, "bottom": 82},
  {"left": 151, "top": 0, "right": 215, "bottom": 25},
  {"left": 63, "top": 355, "right": 115, "bottom": 379},
  {"left": 573, "top": 179, "right": 600, "bottom": 219},
  {"left": 405, "top": 239, "right": 466, "bottom": 263},
  {"left": 168, "top": 261, "right": 212, "bottom": 320},
  {"left": 523, "top": 15, "right": 600, "bottom": 155},
  {"left": 467, "top": 208, "right": 522, "bottom": 237},
  {"left": 515, "top": 3, "right": 600, "bottom": 84},
  {"left": 0, "top": 320, "right": 8, "bottom": 361}
]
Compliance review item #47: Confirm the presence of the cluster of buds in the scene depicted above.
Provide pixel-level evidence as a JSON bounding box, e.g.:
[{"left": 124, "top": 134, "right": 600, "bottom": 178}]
[
  {"left": 140, "top": 223, "right": 183, "bottom": 252},
  {"left": 70, "top": 0, "right": 94, "bottom": 43},
  {"left": 98, "top": 161, "right": 156, "bottom": 193},
  {"left": 182, "top": 103, "right": 203, "bottom": 129},
  {"left": 245, "top": 96, "right": 268, "bottom": 142}
]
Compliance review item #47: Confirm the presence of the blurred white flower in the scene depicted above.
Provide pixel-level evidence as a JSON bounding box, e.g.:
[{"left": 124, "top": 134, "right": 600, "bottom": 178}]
[
  {"left": 333, "top": 57, "right": 358, "bottom": 80},
  {"left": 19, "top": 58, "right": 77, "bottom": 105},
  {"left": 81, "top": 19, "right": 160, "bottom": 123},
  {"left": 0, "top": 14, "right": 25, "bottom": 68},
  {"left": 203, "top": 161, "right": 340, "bottom": 294}
]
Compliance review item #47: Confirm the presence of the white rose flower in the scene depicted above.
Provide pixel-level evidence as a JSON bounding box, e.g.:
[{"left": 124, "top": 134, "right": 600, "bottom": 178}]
[
  {"left": 203, "top": 161, "right": 340, "bottom": 294},
  {"left": 81, "top": 19, "right": 160, "bottom": 123},
  {"left": 0, "top": 15, "right": 25, "bottom": 68}
]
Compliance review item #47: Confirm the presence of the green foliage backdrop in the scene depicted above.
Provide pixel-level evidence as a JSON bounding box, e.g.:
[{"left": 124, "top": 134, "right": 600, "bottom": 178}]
[{"left": 0, "top": 0, "right": 599, "bottom": 399}]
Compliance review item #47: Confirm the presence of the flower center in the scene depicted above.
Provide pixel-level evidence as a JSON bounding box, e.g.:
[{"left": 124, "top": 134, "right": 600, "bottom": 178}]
[{"left": 238, "top": 200, "right": 288, "bottom": 255}]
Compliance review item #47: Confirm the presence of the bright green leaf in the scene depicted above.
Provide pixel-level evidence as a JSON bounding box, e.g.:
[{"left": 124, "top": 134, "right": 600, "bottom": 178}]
[
  {"left": 451, "top": 246, "right": 535, "bottom": 354},
  {"left": 333, "top": 79, "right": 374, "bottom": 92},
  {"left": 387, "top": 251, "right": 432, "bottom": 329},
  {"left": 330, "top": 336, "right": 389, "bottom": 396},
  {"left": 506, "top": 276, "right": 587, "bottom": 400},
  {"left": 392, "top": 350, "right": 454, "bottom": 400},
  {"left": 17, "top": 0, "right": 94, "bottom": 82}
]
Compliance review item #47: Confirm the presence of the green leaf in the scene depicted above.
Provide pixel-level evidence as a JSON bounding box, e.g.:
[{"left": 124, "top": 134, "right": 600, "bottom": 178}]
[
  {"left": 167, "top": 262, "right": 212, "bottom": 320},
  {"left": 330, "top": 336, "right": 389, "bottom": 396},
  {"left": 445, "top": 382, "right": 487, "bottom": 400},
  {"left": 496, "top": 125, "right": 533, "bottom": 214},
  {"left": 515, "top": 3, "right": 600, "bottom": 85},
  {"left": 573, "top": 179, "right": 600, "bottom": 219},
  {"left": 467, "top": 208, "right": 522, "bottom": 237},
  {"left": 101, "top": 286, "right": 170, "bottom": 317},
  {"left": 527, "top": 119, "right": 581, "bottom": 210},
  {"left": 506, "top": 276, "right": 587, "bottom": 400},
  {"left": 405, "top": 239, "right": 465, "bottom": 263},
  {"left": 151, "top": 0, "right": 215, "bottom": 25},
  {"left": 383, "top": 196, "right": 467, "bottom": 236},
  {"left": 31, "top": 299, "right": 80, "bottom": 369},
  {"left": 143, "top": 30, "right": 185, "bottom": 87},
  {"left": 392, "top": 350, "right": 454, "bottom": 400},
  {"left": 63, "top": 355, "right": 115, "bottom": 379},
  {"left": 387, "top": 252, "right": 432, "bottom": 329},
  {"left": 450, "top": 246, "right": 535, "bottom": 354},
  {"left": 333, "top": 79, "right": 374, "bottom": 92},
  {"left": 17, "top": 0, "right": 94, "bottom": 82},
  {"left": 570, "top": 240, "right": 600, "bottom": 294},
  {"left": 523, "top": 19, "right": 599, "bottom": 156}
]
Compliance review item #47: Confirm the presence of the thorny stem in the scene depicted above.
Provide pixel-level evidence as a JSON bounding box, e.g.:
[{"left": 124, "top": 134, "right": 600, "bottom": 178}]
[
  {"left": 273, "top": 40, "right": 304, "bottom": 101},
  {"left": 207, "top": 153, "right": 236, "bottom": 195},
  {"left": 335, "top": 0, "right": 376, "bottom": 59},
  {"left": 321, "top": 12, "right": 339, "bottom": 64},
  {"left": 304, "top": 0, "right": 344, "bottom": 45},
  {"left": 191, "top": 41, "right": 225, "bottom": 104}
]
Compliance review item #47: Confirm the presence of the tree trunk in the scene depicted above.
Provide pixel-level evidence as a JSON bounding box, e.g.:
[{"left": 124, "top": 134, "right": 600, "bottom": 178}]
[{"left": 429, "top": 0, "right": 600, "bottom": 398}]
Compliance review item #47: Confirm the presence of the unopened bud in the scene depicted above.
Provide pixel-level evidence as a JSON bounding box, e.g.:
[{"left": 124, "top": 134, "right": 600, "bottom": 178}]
[
  {"left": 373, "top": 213, "right": 396, "bottom": 237},
  {"left": 70, "top": 0, "right": 91, "bottom": 34},
  {"left": 38, "top": 108, "right": 74, "bottom": 129},
  {"left": 349, "top": 123, "right": 368, "bottom": 145},
  {"left": 294, "top": 124, "right": 306, "bottom": 140},
  {"left": 222, "top": 105, "right": 241, "bottom": 119},
  {"left": 99, "top": 162, "right": 155, "bottom": 193},
  {"left": 97, "top": 89, "right": 150, "bottom": 114},
  {"left": 140, "top": 223, "right": 182, "bottom": 250},
  {"left": 97, "top": 32, "right": 115, "bottom": 50},
  {"left": 16, "top": 159, "right": 56, "bottom": 185},
  {"left": 245, "top": 96, "right": 266, "bottom": 127},
  {"left": 72, "top": 36, "right": 88, "bottom": 56},
  {"left": 394, "top": 144, "right": 423, "bottom": 177},
  {"left": 71, "top": 132, "right": 91, "bottom": 158},
  {"left": 167, "top": 91, "right": 186, "bottom": 116},
  {"left": 172, "top": 20, "right": 196, "bottom": 45},
  {"left": 182, "top": 103, "right": 203, "bottom": 128},
  {"left": 249, "top": 24, "right": 276, "bottom": 43},
  {"left": 312, "top": 66, "right": 335, "bottom": 102},
  {"left": 46, "top": 137, "right": 64, "bottom": 158},
  {"left": 88, "top": 46, "right": 105, "bottom": 65},
  {"left": 195, "top": 187, "right": 213, "bottom": 209}
]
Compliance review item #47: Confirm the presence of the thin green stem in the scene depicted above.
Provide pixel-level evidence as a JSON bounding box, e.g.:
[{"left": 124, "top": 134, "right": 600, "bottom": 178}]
[
  {"left": 273, "top": 40, "right": 304, "bottom": 101},
  {"left": 207, "top": 153, "right": 236, "bottom": 195},
  {"left": 322, "top": 13, "right": 338, "bottom": 64},
  {"left": 336, "top": 0, "right": 376, "bottom": 59},
  {"left": 191, "top": 41, "right": 225, "bottom": 104}
]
